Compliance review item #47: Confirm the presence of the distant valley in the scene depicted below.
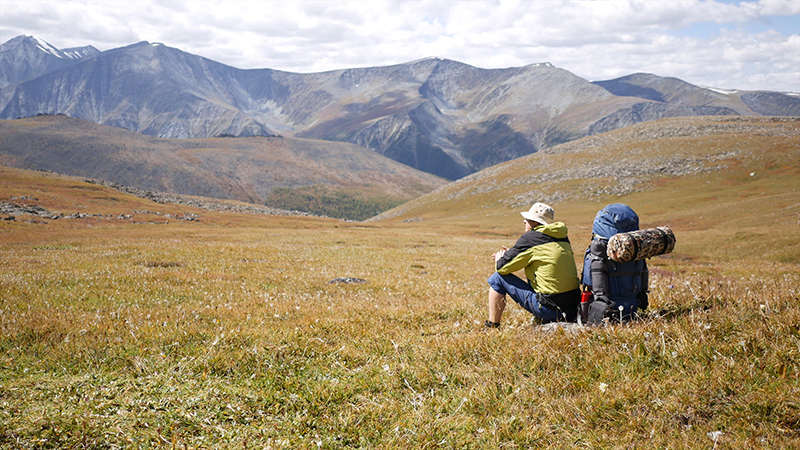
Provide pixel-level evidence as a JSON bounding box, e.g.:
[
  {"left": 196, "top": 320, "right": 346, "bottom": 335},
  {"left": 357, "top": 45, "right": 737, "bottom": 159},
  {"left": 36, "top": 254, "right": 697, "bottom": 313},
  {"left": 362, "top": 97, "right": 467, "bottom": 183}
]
[
  {"left": 2, "top": 35, "right": 798, "bottom": 180},
  {"left": 0, "top": 115, "right": 445, "bottom": 220}
]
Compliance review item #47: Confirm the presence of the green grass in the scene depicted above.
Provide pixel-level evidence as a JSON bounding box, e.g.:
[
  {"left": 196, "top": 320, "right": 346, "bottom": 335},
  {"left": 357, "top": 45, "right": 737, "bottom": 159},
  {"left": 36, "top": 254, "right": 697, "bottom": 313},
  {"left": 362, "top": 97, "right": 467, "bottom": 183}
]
[{"left": 264, "top": 185, "right": 405, "bottom": 221}]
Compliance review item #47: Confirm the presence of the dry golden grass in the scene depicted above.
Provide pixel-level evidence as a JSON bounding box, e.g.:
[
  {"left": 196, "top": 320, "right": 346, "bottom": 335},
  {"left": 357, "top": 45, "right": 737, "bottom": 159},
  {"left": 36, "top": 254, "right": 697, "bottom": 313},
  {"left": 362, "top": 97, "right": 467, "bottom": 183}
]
[
  {"left": 1, "top": 115, "right": 799, "bottom": 448},
  {"left": 2, "top": 215, "right": 797, "bottom": 449}
]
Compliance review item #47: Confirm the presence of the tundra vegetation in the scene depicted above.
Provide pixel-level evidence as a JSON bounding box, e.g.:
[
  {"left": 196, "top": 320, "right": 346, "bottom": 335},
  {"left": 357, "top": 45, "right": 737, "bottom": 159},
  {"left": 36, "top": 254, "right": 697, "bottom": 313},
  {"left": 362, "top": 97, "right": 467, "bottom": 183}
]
[
  {"left": 1, "top": 116, "right": 798, "bottom": 449},
  {"left": 264, "top": 185, "right": 405, "bottom": 221}
]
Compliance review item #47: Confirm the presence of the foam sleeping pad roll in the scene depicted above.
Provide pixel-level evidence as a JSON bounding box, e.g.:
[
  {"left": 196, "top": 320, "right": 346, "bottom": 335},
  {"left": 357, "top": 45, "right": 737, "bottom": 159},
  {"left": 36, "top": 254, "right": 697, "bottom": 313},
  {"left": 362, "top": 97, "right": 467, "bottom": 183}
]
[{"left": 607, "top": 226, "right": 675, "bottom": 263}]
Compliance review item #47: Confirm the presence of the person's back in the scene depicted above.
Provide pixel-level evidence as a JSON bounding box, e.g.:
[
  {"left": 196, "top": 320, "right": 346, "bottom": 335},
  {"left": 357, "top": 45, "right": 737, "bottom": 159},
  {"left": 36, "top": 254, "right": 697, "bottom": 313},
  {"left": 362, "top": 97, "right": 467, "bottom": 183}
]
[
  {"left": 496, "top": 221, "right": 580, "bottom": 297},
  {"left": 485, "top": 202, "right": 581, "bottom": 327},
  {"left": 581, "top": 204, "right": 648, "bottom": 322}
]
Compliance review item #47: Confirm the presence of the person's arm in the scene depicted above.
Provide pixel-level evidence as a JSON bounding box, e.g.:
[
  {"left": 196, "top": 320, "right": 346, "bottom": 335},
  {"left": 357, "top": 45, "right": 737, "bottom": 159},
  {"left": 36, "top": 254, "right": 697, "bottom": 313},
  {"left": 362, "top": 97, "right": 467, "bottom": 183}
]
[
  {"left": 495, "top": 235, "right": 532, "bottom": 274},
  {"left": 491, "top": 246, "right": 508, "bottom": 263}
]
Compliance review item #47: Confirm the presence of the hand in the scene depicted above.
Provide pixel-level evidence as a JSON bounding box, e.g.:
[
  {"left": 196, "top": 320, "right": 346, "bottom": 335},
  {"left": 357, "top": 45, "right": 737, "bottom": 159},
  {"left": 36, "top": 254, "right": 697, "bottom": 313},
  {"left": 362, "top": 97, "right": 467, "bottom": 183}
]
[{"left": 491, "top": 246, "right": 508, "bottom": 261}]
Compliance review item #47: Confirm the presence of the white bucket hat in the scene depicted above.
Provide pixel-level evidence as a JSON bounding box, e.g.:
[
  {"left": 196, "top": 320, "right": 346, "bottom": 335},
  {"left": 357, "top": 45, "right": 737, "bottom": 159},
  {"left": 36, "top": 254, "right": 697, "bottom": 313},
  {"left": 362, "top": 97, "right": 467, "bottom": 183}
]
[{"left": 520, "top": 202, "right": 554, "bottom": 225}]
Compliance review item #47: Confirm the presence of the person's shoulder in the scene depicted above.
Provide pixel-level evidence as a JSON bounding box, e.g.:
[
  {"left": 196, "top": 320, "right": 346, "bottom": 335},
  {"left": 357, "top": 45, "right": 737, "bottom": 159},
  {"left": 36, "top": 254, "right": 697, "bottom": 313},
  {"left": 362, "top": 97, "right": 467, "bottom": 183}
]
[
  {"left": 542, "top": 222, "right": 570, "bottom": 239},
  {"left": 516, "top": 229, "right": 550, "bottom": 247}
]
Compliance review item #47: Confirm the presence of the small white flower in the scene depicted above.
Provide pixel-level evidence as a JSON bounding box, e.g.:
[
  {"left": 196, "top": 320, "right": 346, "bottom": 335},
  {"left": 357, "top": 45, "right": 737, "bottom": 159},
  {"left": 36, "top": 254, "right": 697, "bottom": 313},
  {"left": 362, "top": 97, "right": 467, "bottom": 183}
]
[
  {"left": 599, "top": 383, "right": 608, "bottom": 393},
  {"left": 708, "top": 430, "right": 724, "bottom": 441}
]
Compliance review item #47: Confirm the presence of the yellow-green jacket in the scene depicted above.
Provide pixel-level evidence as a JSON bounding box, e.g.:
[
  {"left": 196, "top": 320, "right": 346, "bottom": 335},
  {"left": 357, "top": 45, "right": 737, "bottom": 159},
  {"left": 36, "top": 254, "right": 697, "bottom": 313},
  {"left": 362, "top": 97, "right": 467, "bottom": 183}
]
[{"left": 496, "top": 222, "right": 580, "bottom": 295}]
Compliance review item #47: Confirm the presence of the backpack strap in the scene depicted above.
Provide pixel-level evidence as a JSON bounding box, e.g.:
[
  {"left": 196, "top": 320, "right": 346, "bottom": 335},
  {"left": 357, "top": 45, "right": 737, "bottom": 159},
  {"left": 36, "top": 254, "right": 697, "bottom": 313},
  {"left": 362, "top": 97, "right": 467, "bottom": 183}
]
[
  {"left": 638, "top": 260, "right": 650, "bottom": 310},
  {"left": 538, "top": 289, "right": 581, "bottom": 316},
  {"left": 588, "top": 238, "right": 611, "bottom": 299},
  {"left": 609, "top": 271, "right": 641, "bottom": 277}
]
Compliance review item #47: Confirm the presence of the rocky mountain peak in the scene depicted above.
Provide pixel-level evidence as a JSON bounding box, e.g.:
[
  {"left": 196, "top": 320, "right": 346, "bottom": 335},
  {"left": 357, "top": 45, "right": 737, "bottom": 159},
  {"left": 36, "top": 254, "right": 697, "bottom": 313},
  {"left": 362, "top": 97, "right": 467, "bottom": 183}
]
[{"left": 0, "top": 35, "right": 99, "bottom": 88}]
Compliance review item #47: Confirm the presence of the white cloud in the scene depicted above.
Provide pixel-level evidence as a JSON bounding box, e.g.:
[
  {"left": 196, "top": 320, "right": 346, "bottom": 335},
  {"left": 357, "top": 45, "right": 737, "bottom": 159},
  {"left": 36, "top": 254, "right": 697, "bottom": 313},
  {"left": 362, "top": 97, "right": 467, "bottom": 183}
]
[{"left": 0, "top": 0, "right": 798, "bottom": 92}]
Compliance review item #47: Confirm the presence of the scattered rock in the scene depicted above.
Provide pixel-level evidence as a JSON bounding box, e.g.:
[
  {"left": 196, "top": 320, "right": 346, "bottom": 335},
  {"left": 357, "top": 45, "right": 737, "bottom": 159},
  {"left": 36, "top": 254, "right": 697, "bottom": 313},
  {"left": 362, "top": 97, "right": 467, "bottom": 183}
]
[
  {"left": 536, "top": 322, "right": 584, "bottom": 333},
  {"left": 0, "top": 201, "right": 199, "bottom": 223},
  {"left": 1, "top": 202, "right": 51, "bottom": 217},
  {"left": 144, "top": 261, "right": 185, "bottom": 268},
  {"left": 327, "top": 277, "right": 368, "bottom": 284}
]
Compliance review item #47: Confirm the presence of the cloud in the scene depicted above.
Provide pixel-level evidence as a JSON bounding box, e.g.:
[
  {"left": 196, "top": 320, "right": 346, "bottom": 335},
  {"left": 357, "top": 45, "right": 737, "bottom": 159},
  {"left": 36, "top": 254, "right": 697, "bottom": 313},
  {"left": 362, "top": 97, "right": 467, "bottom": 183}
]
[{"left": 1, "top": 0, "right": 798, "bottom": 92}]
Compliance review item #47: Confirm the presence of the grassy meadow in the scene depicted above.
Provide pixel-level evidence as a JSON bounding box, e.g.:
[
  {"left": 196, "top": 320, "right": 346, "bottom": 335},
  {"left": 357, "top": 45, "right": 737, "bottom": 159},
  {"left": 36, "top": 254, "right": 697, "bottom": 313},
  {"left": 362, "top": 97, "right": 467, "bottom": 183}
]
[{"left": 1, "top": 116, "right": 799, "bottom": 449}]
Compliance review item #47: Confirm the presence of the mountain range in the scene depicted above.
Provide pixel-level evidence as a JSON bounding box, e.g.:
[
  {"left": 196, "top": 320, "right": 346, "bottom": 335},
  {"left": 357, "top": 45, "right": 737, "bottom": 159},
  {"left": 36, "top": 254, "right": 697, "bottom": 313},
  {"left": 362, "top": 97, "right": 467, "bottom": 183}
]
[{"left": 1, "top": 35, "right": 798, "bottom": 180}]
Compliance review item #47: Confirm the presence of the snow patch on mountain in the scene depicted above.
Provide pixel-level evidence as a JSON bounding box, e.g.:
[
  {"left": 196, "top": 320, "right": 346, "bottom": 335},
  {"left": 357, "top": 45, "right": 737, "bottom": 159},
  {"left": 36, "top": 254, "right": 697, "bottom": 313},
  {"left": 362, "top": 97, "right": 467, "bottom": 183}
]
[
  {"left": 32, "top": 35, "right": 62, "bottom": 58},
  {"left": 704, "top": 87, "right": 739, "bottom": 95}
]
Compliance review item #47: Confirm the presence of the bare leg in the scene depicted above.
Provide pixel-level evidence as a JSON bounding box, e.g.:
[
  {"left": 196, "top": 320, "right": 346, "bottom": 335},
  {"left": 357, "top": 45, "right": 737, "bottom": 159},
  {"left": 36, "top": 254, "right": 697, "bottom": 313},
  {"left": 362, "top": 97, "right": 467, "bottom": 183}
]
[{"left": 488, "top": 287, "right": 506, "bottom": 324}]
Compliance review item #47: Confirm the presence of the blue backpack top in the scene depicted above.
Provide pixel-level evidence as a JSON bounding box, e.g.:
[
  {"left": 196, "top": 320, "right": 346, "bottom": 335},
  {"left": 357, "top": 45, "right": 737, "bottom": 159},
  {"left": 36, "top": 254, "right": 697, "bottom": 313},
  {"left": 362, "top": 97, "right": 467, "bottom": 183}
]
[{"left": 591, "top": 203, "right": 640, "bottom": 239}]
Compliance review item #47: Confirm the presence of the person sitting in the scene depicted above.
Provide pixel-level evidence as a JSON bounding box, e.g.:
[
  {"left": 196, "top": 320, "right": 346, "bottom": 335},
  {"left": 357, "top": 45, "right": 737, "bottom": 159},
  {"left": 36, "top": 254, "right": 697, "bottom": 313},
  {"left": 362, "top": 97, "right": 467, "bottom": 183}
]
[{"left": 485, "top": 202, "right": 581, "bottom": 327}]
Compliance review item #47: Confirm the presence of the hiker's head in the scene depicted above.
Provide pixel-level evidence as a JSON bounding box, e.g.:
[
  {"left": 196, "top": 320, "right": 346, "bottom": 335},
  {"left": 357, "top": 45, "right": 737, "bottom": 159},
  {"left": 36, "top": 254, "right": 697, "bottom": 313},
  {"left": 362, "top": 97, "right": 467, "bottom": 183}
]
[
  {"left": 523, "top": 219, "right": 539, "bottom": 231},
  {"left": 521, "top": 202, "right": 554, "bottom": 226}
]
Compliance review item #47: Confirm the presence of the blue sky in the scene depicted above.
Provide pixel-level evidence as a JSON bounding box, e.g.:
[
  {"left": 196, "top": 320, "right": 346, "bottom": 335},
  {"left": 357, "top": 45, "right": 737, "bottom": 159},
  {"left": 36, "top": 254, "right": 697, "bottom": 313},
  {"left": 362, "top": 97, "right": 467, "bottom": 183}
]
[{"left": 1, "top": 0, "right": 798, "bottom": 92}]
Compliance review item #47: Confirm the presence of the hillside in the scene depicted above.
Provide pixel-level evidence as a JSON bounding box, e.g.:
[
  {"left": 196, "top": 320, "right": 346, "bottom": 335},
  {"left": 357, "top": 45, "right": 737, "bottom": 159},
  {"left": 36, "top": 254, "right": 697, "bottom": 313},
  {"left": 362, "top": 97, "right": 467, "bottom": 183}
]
[
  {"left": 2, "top": 36, "right": 797, "bottom": 180},
  {"left": 0, "top": 115, "right": 446, "bottom": 220},
  {"left": 373, "top": 116, "right": 800, "bottom": 262}
]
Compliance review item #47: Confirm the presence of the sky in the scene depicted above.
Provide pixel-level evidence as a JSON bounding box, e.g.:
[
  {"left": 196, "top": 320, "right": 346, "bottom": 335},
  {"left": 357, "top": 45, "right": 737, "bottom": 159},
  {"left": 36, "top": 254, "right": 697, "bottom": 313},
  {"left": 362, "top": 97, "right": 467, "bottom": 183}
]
[{"left": 1, "top": 0, "right": 798, "bottom": 92}]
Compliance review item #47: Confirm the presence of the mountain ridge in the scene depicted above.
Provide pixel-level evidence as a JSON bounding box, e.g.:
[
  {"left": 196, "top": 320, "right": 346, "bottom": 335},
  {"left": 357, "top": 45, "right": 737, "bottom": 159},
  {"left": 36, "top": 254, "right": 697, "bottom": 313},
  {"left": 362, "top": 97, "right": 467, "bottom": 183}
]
[
  {"left": 1, "top": 35, "right": 798, "bottom": 180},
  {"left": 0, "top": 35, "right": 99, "bottom": 88}
]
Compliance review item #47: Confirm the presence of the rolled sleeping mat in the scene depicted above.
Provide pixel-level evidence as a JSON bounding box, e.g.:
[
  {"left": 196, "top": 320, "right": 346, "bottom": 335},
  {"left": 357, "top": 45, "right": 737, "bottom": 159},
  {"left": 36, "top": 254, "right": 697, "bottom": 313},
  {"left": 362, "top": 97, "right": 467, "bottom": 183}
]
[{"left": 607, "top": 226, "right": 675, "bottom": 263}]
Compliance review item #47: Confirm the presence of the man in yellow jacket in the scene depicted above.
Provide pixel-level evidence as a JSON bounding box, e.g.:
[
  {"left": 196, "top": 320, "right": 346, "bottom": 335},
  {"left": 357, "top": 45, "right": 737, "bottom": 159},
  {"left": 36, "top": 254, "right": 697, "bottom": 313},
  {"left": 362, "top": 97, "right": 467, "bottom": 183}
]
[{"left": 485, "top": 202, "right": 581, "bottom": 327}]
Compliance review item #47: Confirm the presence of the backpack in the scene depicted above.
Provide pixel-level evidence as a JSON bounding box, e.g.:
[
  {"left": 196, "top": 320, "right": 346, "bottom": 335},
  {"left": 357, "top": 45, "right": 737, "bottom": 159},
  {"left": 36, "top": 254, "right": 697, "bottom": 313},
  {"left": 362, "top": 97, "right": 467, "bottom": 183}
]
[{"left": 581, "top": 204, "right": 649, "bottom": 324}]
